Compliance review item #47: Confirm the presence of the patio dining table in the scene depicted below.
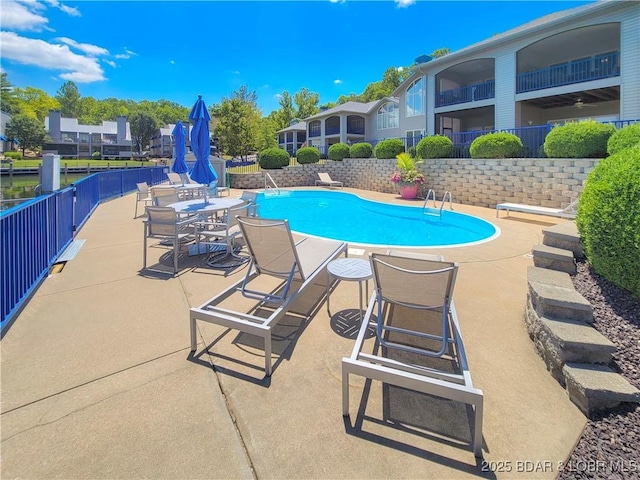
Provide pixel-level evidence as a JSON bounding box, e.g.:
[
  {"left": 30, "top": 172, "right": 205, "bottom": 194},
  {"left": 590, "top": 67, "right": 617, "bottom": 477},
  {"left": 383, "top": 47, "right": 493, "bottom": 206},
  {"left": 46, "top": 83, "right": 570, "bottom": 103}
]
[{"left": 167, "top": 197, "right": 245, "bottom": 216}]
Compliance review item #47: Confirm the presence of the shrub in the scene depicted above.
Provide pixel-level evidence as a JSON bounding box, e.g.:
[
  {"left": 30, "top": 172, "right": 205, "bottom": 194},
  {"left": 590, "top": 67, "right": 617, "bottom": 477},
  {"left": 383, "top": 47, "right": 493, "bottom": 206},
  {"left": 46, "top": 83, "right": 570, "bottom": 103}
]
[
  {"left": 328, "top": 142, "right": 350, "bottom": 161},
  {"left": 374, "top": 138, "right": 405, "bottom": 159},
  {"left": 3, "top": 151, "right": 22, "bottom": 160},
  {"left": 258, "top": 147, "right": 290, "bottom": 169},
  {"left": 296, "top": 147, "right": 320, "bottom": 164},
  {"left": 407, "top": 146, "right": 417, "bottom": 158},
  {"left": 576, "top": 145, "right": 640, "bottom": 296},
  {"left": 92, "top": 151, "right": 101, "bottom": 159},
  {"left": 469, "top": 132, "right": 523, "bottom": 158},
  {"left": 416, "top": 135, "right": 453, "bottom": 159},
  {"left": 349, "top": 142, "right": 373, "bottom": 158},
  {"left": 607, "top": 123, "right": 640, "bottom": 156},
  {"left": 544, "top": 120, "right": 615, "bottom": 158}
]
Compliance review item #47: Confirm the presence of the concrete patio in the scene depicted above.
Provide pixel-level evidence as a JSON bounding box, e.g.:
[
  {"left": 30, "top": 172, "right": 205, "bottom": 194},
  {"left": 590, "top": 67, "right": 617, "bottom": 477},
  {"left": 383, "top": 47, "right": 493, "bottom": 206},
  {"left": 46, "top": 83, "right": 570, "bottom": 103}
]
[{"left": 1, "top": 188, "right": 586, "bottom": 479}]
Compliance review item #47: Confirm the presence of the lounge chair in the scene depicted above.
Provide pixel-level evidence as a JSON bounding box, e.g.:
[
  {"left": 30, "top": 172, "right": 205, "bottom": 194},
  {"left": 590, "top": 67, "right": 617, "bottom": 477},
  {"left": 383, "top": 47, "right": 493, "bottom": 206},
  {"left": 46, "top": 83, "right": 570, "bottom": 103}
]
[
  {"left": 315, "top": 172, "right": 343, "bottom": 189},
  {"left": 190, "top": 216, "right": 348, "bottom": 376},
  {"left": 342, "top": 251, "right": 484, "bottom": 457},
  {"left": 167, "top": 172, "right": 183, "bottom": 185},
  {"left": 496, "top": 198, "right": 578, "bottom": 219}
]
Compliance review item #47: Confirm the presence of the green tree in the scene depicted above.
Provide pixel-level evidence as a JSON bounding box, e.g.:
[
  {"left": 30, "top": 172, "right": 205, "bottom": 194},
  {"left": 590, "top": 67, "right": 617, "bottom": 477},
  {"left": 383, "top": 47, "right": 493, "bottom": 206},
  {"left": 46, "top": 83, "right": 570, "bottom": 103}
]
[
  {"left": 55, "top": 81, "right": 82, "bottom": 118},
  {"left": 129, "top": 112, "right": 159, "bottom": 153},
  {"left": 1, "top": 73, "right": 20, "bottom": 115},
  {"left": 255, "top": 115, "right": 278, "bottom": 151},
  {"left": 294, "top": 88, "right": 319, "bottom": 120},
  {"left": 5, "top": 113, "right": 48, "bottom": 155},
  {"left": 430, "top": 47, "right": 451, "bottom": 59},
  {"left": 13, "top": 86, "right": 60, "bottom": 122},
  {"left": 211, "top": 86, "right": 261, "bottom": 158}
]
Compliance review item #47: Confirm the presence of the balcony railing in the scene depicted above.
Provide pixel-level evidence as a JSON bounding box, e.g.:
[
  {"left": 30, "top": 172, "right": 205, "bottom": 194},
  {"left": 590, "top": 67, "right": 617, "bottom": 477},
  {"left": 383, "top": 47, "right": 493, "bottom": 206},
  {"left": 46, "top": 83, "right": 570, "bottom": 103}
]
[
  {"left": 516, "top": 51, "right": 619, "bottom": 93},
  {"left": 325, "top": 126, "right": 340, "bottom": 135},
  {"left": 436, "top": 80, "right": 495, "bottom": 107},
  {"left": 347, "top": 126, "right": 365, "bottom": 135}
]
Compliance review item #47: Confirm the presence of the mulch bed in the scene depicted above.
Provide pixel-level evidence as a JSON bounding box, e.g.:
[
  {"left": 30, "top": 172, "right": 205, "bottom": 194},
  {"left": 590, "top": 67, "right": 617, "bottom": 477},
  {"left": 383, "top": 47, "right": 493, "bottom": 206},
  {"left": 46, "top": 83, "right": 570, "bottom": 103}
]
[{"left": 557, "top": 261, "right": 640, "bottom": 479}]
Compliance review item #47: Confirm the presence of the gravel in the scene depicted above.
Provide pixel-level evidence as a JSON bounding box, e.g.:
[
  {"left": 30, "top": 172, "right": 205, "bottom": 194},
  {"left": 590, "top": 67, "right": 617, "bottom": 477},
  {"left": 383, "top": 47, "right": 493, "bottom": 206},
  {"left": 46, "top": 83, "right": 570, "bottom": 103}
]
[{"left": 557, "top": 261, "right": 640, "bottom": 480}]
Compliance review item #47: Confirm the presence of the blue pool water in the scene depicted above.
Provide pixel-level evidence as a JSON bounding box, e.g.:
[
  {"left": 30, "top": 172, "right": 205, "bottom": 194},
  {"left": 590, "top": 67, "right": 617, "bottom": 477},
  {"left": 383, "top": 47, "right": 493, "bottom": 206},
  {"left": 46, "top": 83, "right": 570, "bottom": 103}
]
[{"left": 255, "top": 190, "right": 499, "bottom": 247}]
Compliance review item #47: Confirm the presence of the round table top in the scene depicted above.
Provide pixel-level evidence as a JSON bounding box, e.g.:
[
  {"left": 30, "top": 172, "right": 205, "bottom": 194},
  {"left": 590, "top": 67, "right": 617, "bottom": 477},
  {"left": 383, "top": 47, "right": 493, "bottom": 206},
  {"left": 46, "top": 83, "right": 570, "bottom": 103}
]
[
  {"left": 151, "top": 184, "right": 204, "bottom": 191},
  {"left": 327, "top": 258, "right": 372, "bottom": 282},
  {"left": 168, "top": 197, "right": 244, "bottom": 214}
]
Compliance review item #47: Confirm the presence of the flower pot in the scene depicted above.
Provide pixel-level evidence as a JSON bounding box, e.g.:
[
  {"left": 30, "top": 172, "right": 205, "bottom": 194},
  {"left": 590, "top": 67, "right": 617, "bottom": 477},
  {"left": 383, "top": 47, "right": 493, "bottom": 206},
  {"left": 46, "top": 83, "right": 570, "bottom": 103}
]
[{"left": 399, "top": 184, "right": 419, "bottom": 199}]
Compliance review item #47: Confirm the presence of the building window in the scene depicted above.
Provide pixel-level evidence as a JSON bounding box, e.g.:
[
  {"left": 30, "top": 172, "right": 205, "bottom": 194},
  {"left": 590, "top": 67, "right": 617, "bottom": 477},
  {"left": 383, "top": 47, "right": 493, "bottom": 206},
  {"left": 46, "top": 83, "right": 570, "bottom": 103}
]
[
  {"left": 406, "top": 129, "right": 424, "bottom": 148},
  {"left": 377, "top": 103, "right": 399, "bottom": 130},
  {"left": 309, "top": 121, "right": 321, "bottom": 137},
  {"left": 406, "top": 78, "right": 424, "bottom": 116}
]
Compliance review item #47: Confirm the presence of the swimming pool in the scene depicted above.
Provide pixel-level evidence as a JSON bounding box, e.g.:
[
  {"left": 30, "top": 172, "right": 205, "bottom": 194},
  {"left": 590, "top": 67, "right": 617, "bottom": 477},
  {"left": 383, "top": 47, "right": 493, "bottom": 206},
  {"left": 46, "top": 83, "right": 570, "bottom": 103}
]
[{"left": 255, "top": 190, "right": 499, "bottom": 248}]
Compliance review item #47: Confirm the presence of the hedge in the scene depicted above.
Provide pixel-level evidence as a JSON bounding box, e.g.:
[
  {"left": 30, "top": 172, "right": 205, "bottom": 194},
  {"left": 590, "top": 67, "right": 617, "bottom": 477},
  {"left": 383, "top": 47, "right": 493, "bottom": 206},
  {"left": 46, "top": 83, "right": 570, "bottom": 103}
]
[
  {"left": 469, "top": 132, "right": 522, "bottom": 158},
  {"left": 416, "top": 135, "right": 453, "bottom": 159},
  {"left": 576, "top": 144, "right": 640, "bottom": 296},
  {"left": 328, "top": 143, "right": 350, "bottom": 161},
  {"left": 296, "top": 147, "right": 321, "bottom": 164},
  {"left": 544, "top": 120, "right": 615, "bottom": 158},
  {"left": 607, "top": 123, "right": 640, "bottom": 156},
  {"left": 258, "top": 147, "right": 290, "bottom": 169},
  {"left": 350, "top": 142, "right": 373, "bottom": 158},
  {"left": 374, "top": 138, "right": 405, "bottom": 159}
]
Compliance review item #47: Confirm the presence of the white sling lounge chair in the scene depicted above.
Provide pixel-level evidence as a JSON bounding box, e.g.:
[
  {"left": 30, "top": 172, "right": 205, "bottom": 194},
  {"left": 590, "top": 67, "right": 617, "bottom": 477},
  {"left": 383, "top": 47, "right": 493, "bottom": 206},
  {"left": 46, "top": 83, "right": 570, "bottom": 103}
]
[
  {"left": 315, "top": 172, "right": 343, "bottom": 189},
  {"left": 190, "top": 216, "right": 347, "bottom": 376},
  {"left": 496, "top": 198, "right": 578, "bottom": 219},
  {"left": 342, "top": 252, "right": 484, "bottom": 457}
]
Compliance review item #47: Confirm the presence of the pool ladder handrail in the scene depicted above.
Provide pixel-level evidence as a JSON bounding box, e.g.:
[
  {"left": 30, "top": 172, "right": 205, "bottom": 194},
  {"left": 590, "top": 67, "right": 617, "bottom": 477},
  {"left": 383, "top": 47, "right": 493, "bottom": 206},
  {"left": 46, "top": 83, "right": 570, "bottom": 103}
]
[
  {"left": 423, "top": 190, "right": 453, "bottom": 217},
  {"left": 264, "top": 173, "right": 280, "bottom": 195}
]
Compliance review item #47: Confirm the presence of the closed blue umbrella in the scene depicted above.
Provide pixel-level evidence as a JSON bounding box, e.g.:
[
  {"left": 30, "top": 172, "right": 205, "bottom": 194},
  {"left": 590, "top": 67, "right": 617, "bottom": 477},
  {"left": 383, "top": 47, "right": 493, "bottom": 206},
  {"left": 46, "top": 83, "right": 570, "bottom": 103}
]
[
  {"left": 188, "top": 95, "right": 217, "bottom": 187},
  {"left": 171, "top": 121, "right": 188, "bottom": 174}
]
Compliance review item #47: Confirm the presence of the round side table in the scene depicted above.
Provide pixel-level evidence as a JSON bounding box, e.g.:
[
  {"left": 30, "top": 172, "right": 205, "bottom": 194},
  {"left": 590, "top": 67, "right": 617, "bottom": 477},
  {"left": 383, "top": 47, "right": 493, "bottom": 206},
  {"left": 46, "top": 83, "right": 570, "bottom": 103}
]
[{"left": 326, "top": 257, "right": 373, "bottom": 324}]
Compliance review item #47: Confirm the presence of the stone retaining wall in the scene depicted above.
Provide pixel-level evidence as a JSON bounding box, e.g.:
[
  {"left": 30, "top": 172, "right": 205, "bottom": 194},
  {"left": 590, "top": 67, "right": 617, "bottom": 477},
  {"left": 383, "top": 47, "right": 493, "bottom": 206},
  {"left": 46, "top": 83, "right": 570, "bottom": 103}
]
[{"left": 229, "top": 157, "right": 599, "bottom": 209}]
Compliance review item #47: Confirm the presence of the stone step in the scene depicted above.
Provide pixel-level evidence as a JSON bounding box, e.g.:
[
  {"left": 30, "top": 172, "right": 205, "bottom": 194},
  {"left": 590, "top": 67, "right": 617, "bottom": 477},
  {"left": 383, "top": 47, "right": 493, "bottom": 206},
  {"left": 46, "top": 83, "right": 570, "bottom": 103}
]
[
  {"left": 563, "top": 363, "right": 640, "bottom": 416},
  {"left": 527, "top": 267, "right": 593, "bottom": 322},
  {"left": 543, "top": 222, "right": 583, "bottom": 259},
  {"left": 532, "top": 244, "right": 577, "bottom": 274},
  {"left": 527, "top": 315, "right": 616, "bottom": 382}
]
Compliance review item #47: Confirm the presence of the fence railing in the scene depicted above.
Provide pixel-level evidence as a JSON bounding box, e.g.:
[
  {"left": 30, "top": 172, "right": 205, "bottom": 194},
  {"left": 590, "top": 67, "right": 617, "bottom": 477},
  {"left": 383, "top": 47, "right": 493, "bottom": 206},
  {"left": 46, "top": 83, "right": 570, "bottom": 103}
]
[
  {"left": 1, "top": 166, "right": 167, "bottom": 334},
  {"left": 436, "top": 80, "right": 496, "bottom": 107},
  {"left": 516, "top": 51, "right": 619, "bottom": 93}
]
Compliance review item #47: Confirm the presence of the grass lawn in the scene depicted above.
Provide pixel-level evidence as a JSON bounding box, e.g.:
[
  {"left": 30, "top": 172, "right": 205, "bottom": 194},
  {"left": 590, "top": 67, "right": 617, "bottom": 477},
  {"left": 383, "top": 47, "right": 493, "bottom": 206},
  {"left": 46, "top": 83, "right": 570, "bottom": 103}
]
[{"left": 3, "top": 159, "right": 154, "bottom": 168}]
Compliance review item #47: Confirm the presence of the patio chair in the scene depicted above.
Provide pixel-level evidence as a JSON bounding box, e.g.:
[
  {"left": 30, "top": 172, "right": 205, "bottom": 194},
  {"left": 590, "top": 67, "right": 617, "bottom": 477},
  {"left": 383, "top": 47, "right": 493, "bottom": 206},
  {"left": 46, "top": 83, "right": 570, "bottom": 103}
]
[
  {"left": 152, "top": 187, "right": 180, "bottom": 207},
  {"left": 496, "top": 197, "right": 578, "bottom": 219},
  {"left": 342, "top": 252, "right": 484, "bottom": 457},
  {"left": 315, "top": 172, "right": 343, "bottom": 189},
  {"left": 240, "top": 190, "right": 259, "bottom": 217},
  {"left": 193, "top": 203, "right": 251, "bottom": 266},
  {"left": 134, "top": 182, "right": 153, "bottom": 218},
  {"left": 167, "top": 172, "right": 183, "bottom": 185},
  {"left": 143, "top": 206, "right": 197, "bottom": 274},
  {"left": 190, "top": 216, "right": 348, "bottom": 376}
]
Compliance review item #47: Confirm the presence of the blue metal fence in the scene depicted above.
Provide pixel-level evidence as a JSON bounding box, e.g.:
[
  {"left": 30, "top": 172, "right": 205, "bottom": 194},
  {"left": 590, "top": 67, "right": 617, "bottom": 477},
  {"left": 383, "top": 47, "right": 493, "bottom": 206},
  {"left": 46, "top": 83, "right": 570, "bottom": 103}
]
[{"left": 1, "top": 166, "right": 167, "bottom": 334}]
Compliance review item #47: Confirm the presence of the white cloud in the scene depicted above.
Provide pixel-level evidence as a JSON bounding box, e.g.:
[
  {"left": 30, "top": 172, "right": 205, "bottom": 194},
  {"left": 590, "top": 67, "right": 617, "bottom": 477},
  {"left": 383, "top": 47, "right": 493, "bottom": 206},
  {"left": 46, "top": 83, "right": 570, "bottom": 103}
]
[
  {"left": 170, "top": 60, "right": 175, "bottom": 65},
  {"left": 397, "top": 66, "right": 404, "bottom": 72},
  {"left": 333, "top": 79, "right": 342, "bottom": 85},
  {"left": 329, "top": 0, "right": 345, "bottom": 4},
  {"left": 0, "top": 0, "right": 49, "bottom": 31},
  {"left": 104, "top": 60, "right": 117, "bottom": 68},
  {"left": 43, "top": 0, "right": 80, "bottom": 16},
  {"left": 394, "top": 0, "right": 415, "bottom": 8},
  {"left": 55, "top": 37, "right": 109, "bottom": 56},
  {"left": 1, "top": 31, "right": 105, "bottom": 82},
  {"left": 115, "top": 48, "right": 138, "bottom": 60}
]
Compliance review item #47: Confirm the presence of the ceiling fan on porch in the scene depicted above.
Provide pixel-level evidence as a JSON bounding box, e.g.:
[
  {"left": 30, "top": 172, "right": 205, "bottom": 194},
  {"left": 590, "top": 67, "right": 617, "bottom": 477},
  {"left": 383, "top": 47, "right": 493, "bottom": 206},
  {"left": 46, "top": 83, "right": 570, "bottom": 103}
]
[{"left": 574, "top": 98, "right": 598, "bottom": 109}]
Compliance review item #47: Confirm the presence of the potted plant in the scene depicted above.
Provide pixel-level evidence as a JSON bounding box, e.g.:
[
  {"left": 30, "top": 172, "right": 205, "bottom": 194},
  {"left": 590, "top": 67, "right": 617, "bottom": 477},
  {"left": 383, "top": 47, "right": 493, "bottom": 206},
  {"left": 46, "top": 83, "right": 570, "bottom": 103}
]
[{"left": 391, "top": 152, "right": 425, "bottom": 199}]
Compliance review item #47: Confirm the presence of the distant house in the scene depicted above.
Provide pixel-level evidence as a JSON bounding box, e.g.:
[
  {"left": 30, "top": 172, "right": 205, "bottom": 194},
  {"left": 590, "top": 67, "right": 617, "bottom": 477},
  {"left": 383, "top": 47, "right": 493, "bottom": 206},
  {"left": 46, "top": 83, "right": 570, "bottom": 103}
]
[
  {"left": 43, "top": 110, "right": 133, "bottom": 159},
  {"left": 0, "top": 111, "right": 12, "bottom": 154},
  {"left": 276, "top": 121, "right": 306, "bottom": 155},
  {"left": 279, "top": 0, "right": 639, "bottom": 157}
]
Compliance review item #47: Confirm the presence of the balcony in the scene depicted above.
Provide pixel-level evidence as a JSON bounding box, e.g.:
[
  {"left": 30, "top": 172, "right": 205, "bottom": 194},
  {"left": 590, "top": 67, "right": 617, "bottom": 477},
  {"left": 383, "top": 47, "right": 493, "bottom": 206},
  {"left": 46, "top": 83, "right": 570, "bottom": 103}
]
[
  {"left": 436, "top": 80, "right": 495, "bottom": 108},
  {"left": 516, "top": 51, "right": 619, "bottom": 94},
  {"left": 325, "top": 126, "right": 340, "bottom": 136}
]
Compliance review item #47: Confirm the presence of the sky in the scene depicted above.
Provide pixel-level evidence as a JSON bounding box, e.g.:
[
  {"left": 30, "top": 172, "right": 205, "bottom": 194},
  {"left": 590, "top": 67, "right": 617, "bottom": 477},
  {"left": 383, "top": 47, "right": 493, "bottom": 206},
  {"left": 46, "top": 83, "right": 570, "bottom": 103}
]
[{"left": 1, "top": 0, "right": 596, "bottom": 117}]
